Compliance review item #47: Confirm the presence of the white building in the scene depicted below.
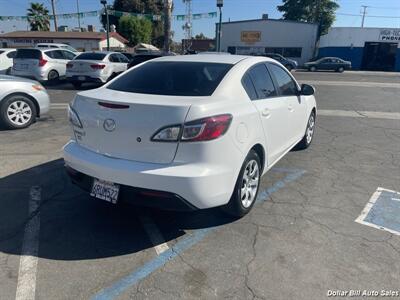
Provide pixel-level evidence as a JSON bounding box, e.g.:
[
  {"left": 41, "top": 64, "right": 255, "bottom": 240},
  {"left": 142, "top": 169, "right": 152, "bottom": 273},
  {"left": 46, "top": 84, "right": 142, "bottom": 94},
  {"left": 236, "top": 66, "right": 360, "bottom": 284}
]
[
  {"left": 319, "top": 27, "right": 400, "bottom": 72},
  {"left": 218, "top": 17, "right": 319, "bottom": 65},
  {"left": 0, "top": 31, "right": 127, "bottom": 52}
]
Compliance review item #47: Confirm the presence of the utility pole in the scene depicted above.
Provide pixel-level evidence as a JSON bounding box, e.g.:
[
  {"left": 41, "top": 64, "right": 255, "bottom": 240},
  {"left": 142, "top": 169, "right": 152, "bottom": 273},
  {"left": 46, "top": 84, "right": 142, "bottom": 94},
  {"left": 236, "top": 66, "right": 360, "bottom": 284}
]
[
  {"left": 51, "top": 0, "right": 58, "bottom": 31},
  {"left": 217, "top": 0, "right": 223, "bottom": 52},
  {"left": 101, "top": 0, "right": 110, "bottom": 51},
  {"left": 77, "top": 0, "right": 81, "bottom": 30},
  {"left": 163, "top": 0, "right": 172, "bottom": 52},
  {"left": 361, "top": 5, "right": 368, "bottom": 27}
]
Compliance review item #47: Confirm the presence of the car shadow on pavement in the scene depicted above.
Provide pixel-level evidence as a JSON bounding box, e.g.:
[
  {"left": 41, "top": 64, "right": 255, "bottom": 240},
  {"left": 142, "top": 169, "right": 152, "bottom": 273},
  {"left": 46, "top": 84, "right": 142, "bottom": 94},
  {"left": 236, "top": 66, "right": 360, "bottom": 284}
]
[
  {"left": 43, "top": 80, "right": 101, "bottom": 91},
  {"left": 0, "top": 159, "right": 235, "bottom": 261}
]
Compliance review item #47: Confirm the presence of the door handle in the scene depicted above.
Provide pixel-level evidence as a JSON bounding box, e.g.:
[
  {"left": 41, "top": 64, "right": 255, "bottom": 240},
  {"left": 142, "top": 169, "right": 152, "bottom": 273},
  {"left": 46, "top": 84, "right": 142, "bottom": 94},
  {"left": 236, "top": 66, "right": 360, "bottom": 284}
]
[
  {"left": 288, "top": 105, "right": 294, "bottom": 112},
  {"left": 261, "top": 108, "right": 271, "bottom": 117}
]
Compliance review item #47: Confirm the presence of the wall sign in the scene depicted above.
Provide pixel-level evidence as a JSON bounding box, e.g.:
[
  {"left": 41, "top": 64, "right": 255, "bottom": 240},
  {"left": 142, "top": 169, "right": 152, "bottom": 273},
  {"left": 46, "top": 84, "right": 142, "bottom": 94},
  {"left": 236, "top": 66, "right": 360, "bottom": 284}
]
[
  {"left": 241, "top": 31, "right": 261, "bottom": 44},
  {"left": 379, "top": 29, "right": 400, "bottom": 42}
]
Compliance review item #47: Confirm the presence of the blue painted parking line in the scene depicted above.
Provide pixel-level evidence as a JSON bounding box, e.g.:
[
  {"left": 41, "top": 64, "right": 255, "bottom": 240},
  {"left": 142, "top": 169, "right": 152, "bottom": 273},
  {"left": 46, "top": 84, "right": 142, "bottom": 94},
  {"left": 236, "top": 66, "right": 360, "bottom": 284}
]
[
  {"left": 91, "top": 167, "right": 306, "bottom": 300},
  {"left": 356, "top": 187, "right": 400, "bottom": 235}
]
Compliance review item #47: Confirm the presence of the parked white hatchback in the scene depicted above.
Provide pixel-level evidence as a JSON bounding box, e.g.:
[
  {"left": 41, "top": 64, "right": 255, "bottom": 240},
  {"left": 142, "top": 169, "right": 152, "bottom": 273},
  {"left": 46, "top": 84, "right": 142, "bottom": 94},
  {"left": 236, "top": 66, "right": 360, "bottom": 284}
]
[
  {"left": 63, "top": 54, "right": 316, "bottom": 216},
  {"left": 12, "top": 48, "right": 76, "bottom": 82},
  {"left": 0, "top": 48, "right": 17, "bottom": 75},
  {"left": 65, "top": 51, "right": 129, "bottom": 88}
]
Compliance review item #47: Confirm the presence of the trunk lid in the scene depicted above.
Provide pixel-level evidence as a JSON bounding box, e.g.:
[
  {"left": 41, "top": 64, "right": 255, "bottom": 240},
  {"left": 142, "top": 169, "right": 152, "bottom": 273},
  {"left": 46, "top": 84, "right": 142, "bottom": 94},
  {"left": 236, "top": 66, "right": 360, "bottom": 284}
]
[
  {"left": 73, "top": 88, "right": 192, "bottom": 164},
  {"left": 67, "top": 60, "right": 104, "bottom": 73}
]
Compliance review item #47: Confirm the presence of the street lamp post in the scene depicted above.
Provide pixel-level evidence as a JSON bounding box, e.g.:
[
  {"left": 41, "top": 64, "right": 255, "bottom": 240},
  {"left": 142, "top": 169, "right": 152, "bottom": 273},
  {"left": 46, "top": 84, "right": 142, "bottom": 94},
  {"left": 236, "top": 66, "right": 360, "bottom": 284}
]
[
  {"left": 217, "top": 0, "right": 223, "bottom": 52},
  {"left": 101, "top": 0, "right": 110, "bottom": 51}
]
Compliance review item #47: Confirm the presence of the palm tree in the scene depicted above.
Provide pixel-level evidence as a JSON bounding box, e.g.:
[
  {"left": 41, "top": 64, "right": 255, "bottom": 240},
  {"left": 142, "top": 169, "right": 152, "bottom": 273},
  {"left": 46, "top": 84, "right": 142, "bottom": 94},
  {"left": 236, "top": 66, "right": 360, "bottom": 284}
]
[{"left": 27, "top": 2, "right": 50, "bottom": 31}]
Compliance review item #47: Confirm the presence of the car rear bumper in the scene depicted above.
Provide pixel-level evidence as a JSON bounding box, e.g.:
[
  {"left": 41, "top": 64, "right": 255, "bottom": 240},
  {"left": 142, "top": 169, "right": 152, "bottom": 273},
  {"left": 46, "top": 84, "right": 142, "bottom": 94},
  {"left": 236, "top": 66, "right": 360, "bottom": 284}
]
[
  {"left": 66, "top": 74, "right": 108, "bottom": 83},
  {"left": 63, "top": 141, "right": 235, "bottom": 210},
  {"left": 11, "top": 69, "right": 47, "bottom": 81}
]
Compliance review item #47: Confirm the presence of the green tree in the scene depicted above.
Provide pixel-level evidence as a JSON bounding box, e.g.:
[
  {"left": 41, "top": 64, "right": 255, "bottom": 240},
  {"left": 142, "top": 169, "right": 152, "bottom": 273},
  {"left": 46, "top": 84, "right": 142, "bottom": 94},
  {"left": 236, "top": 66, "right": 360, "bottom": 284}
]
[
  {"left": 118, "top": 15, "right": 153, "bottom": 46},
  {"left": 194, "top": 33, "right": 208, "bottom": 40},
  {"left": 277, "top": 0, "right": 339, "bottom": 35},
  {"left": 101, "top": 0, "right": 165, "bottom": 47},
  {"left": 27, "top": 2, "right": 50, "bottom": 31}
]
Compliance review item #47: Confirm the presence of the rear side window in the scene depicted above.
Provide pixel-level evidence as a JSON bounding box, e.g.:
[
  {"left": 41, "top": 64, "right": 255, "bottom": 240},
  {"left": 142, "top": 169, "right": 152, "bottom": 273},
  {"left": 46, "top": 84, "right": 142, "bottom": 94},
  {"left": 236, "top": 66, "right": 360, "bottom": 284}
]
[
  {"left": 268, "top": 63, "right": 298, "bottom": 96},
  {"left": 0, "top": 50, "right": 4, "bottom": 55},
  {"left": 108, "top": 61, "right": 232, "bottom": 96},
  {"left": 248, "top": 64, "right": 277, "bottom": 99},
  {"left": 75, "top": 53, "right": 106, "bottom": 60},
  {"left": 7, "top": 51, "right": 17, "bottom": 58},
  {"left": 16, "top": 49, "right": 42, "bottom": 59},
  {"left": 242, "top": 73, "right": 257, "bottom": 100},
  {"left": 46, "top": 50, "right": 64, "bottom": 59}
]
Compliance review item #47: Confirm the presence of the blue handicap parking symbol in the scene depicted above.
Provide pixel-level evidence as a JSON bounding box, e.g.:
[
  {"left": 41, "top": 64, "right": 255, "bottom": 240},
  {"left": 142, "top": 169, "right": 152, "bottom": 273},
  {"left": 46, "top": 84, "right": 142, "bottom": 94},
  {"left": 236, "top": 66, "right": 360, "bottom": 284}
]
[{"left": 356, "top": 188, "right": 400, "bottom": 235}]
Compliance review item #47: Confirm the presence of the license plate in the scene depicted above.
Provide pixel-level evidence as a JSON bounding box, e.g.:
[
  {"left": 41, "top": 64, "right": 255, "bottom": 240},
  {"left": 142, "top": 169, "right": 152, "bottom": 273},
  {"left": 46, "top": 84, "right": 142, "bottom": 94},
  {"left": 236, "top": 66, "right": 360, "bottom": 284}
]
[
  {"left": 78, "top": 76, "right": 86, "bottom": 81},
  {"left": 90, "top": 179, "right": 120, "bottom": 204}
]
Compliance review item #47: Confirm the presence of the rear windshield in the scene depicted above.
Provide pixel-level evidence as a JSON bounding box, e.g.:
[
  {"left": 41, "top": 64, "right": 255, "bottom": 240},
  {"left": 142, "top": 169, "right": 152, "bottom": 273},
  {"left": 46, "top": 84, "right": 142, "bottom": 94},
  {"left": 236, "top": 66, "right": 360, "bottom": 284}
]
[
  {"left": 108, "top": 61, "right": 233, "bottom": 96},
  {"left": 75, "top": 53, "right": 106, "bottom": 60},
  {"left": 16, "top": 49, "right": 42, "bottom": 59}
]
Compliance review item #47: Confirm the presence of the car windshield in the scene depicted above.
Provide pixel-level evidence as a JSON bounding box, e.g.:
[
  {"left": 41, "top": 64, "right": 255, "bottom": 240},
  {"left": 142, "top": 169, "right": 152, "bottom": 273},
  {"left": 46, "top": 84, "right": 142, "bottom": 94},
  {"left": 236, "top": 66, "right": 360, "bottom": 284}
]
[
  {"left": 108, "top": 61, "right": 233, "bottom": 96},
  {"left": 75, "top": 53, "right": 106, "bottom": 60},
  {"left": 0, "top": 50, "right": 4, "bottom": 55},
  {"left": 15, "top": 49, "right": 41, "bottom": 59}
]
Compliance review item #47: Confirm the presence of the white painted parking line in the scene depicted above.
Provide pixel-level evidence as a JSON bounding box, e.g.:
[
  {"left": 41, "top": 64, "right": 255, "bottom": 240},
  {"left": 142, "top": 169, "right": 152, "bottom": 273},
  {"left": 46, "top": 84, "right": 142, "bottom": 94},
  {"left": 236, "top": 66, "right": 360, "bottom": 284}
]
[
  {"left": 300, "top": 80, "right": 400, "bottom": 89},
  {"left": 15, "top": 186, "right": 41, "bottom": 300},
  {"left": 318, "top": 109, "right": 400, "bottom": 120},
  {"left": 139, "top": 215, "right": 169, "bottom": 255}
]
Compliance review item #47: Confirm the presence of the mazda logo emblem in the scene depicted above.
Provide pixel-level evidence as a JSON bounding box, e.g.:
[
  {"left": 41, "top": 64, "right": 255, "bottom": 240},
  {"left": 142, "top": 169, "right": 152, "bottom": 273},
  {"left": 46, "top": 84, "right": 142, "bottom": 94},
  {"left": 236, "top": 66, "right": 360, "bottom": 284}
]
[{"left": 103, "top": 119, "right": 116, "bottom": 132}]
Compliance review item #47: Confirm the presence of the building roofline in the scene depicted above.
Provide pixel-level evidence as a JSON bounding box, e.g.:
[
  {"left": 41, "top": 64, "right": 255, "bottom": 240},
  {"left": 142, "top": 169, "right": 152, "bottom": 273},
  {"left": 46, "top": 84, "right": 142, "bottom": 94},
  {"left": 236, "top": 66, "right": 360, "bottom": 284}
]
[{"left": 220, "top": 18, "right": 317, "bottom": 26}]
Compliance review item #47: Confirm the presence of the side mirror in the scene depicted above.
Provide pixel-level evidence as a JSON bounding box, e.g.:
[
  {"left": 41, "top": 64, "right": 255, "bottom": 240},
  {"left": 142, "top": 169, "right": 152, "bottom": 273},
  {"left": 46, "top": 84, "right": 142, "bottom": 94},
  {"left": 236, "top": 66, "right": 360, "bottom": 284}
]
[{"left": 300, "top": 84, "right": 315, "bottom": 96}]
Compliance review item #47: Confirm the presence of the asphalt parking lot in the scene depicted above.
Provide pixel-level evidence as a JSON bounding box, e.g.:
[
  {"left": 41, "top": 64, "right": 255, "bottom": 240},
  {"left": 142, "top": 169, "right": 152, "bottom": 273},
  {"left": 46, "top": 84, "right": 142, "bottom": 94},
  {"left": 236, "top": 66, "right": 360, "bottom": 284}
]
[{"left": 1, "top": 71, "right": 399, "bottom": 300}]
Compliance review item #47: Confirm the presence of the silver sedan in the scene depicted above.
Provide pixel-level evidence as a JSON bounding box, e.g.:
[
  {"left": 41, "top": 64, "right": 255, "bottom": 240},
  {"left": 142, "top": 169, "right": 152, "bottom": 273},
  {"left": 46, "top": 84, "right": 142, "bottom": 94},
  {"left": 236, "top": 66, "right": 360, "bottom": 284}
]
[{"left": 0, "top": 75, "right": 50, "bottom": 129}]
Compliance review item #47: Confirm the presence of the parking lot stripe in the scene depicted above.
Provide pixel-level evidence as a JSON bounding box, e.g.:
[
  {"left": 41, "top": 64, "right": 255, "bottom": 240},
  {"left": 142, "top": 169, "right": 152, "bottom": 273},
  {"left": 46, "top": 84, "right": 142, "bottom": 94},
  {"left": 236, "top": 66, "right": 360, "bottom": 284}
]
[
  {"left": 15, "top": 186, "right": 41, "bottom": 300},
  {"left": 318, "top": 110, "right": 400, "bottom": 120},
  {"left": 91, "top": 168, "right": 305, "bottom": 300},
  {"left": 139, "top": 215, "right": 169, "bottom": 255}
]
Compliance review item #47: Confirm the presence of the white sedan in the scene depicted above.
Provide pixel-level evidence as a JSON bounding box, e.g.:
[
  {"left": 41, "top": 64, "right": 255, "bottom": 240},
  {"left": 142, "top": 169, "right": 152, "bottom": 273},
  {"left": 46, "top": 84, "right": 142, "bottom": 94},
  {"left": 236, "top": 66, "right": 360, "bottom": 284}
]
[
  {"left": 66, "top": 51, "right": 129, "bottom": 88},
  {"left": 0, "top": 75, "right": 50, "bottom": 129},
  {"left": 63, "top": 54, "right": 316, "bottom": 217}
]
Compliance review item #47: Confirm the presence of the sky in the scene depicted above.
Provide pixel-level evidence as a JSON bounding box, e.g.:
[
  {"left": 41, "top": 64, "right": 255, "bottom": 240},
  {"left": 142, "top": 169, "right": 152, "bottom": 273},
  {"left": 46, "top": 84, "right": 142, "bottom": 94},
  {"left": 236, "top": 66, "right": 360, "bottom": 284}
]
[{"left": 0, "top": 0, "right": 399, "bottom": 41}]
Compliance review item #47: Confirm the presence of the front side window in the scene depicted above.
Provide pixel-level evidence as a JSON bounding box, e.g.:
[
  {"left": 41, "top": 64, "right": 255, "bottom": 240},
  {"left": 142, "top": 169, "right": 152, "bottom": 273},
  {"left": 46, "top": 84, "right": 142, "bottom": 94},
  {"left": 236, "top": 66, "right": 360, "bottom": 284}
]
[
  {"left": 62, "top": 50, "right": 76, "bottom": 60},
  {"left": 268, "top": 63, "right": 298, "bottom": 96},
  {"left": 248, "top": 64, "right": 277, "bottom": 99},
  {"left": 46, "top": 50, "right": 64, "bottom": 59},
  {"left": 108, "top": 61, "right": 233, "bottom": 96}
]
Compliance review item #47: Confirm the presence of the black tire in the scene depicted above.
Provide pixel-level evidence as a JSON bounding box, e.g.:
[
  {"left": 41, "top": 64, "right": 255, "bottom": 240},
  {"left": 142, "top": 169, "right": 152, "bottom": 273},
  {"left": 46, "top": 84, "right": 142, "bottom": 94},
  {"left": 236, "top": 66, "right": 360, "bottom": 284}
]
[
  {"left": 222, "top": 150, "right": 261, "bottom": 217},
  {"left": 285, "top": 64, "right": 293, "bottom": 71},
  {"left": 294, "top": 111, "right": 316, "bottom": 150},
  {"left": 107, "top": 73, "right": 117, "bottom": 82},
  {"left": 337, "top": 67, "right": 344, "bottom": 73},
  {"left": 72, "top": 82, "right": 82, "bottom": 89},
  {"left": 47, "top": 70, "right": 59, "bottom": 82},
  {"left": 0, "top": 94, "right": 37, "bottom": 129},
  {"left": 310, "top": 66, "right": 317, "bottom": 72}
]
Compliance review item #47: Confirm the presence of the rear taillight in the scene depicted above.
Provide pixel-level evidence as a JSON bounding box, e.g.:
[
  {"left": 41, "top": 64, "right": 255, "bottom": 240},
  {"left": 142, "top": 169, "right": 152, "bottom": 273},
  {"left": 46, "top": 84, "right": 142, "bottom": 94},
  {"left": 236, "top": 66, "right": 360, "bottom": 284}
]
[
  {"left": 91, "top": 64, "right": 106, "bottom": 69},
  {"left": 151, "top": 114, "right": 232, "bottom": 142},
  {"left": 38, "top": 58, "right": 47, "bottom": 67},
  {"left": 66, "top": 63, "right": 73, "bottom": 69}
]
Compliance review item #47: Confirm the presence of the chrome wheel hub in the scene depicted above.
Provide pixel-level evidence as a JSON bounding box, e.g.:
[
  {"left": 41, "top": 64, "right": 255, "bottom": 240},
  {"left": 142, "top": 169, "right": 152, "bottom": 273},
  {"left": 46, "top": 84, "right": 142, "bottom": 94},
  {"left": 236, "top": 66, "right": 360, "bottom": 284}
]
[
  {"left": 7, "top": 100, "right": 32, "bottom": 126},
  {"left": 306, "top": 114, "right": 315, "bottom": 144},
  {"left": 241, "top": 160, "right": 259, "bottom": 208}
]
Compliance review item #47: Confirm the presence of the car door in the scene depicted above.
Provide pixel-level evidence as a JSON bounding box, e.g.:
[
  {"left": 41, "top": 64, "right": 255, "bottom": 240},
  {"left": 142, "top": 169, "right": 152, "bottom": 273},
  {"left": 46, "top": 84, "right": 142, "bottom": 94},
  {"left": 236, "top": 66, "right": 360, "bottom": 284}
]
[
  {"left": 320, "top": 58, "right": 333, "bottom": 70},
  {"left": 115, "top": 53, "right": 129, "bottom": 73},
  {"left": 46, "top": 50, "right": 66, "bottom": 75},
  {"left": 267, "top": 63, "right": 307, "bottom": 146},
  {"left": 244, "top": 63, "right": 290, "bottom": 165}
]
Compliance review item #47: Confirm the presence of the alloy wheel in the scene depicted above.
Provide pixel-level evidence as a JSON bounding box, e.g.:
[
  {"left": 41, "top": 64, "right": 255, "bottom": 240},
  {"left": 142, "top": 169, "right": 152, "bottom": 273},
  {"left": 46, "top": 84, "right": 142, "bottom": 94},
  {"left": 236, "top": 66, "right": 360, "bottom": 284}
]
[
  {"left": 6, "top": 100, "right": 32, "bottom": 126},
  {"left": 240, "top": 159, "right": 260, "bottom": 208},
  {"left": 306, "top": 114, "right": 315, "bottom": 144}
]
